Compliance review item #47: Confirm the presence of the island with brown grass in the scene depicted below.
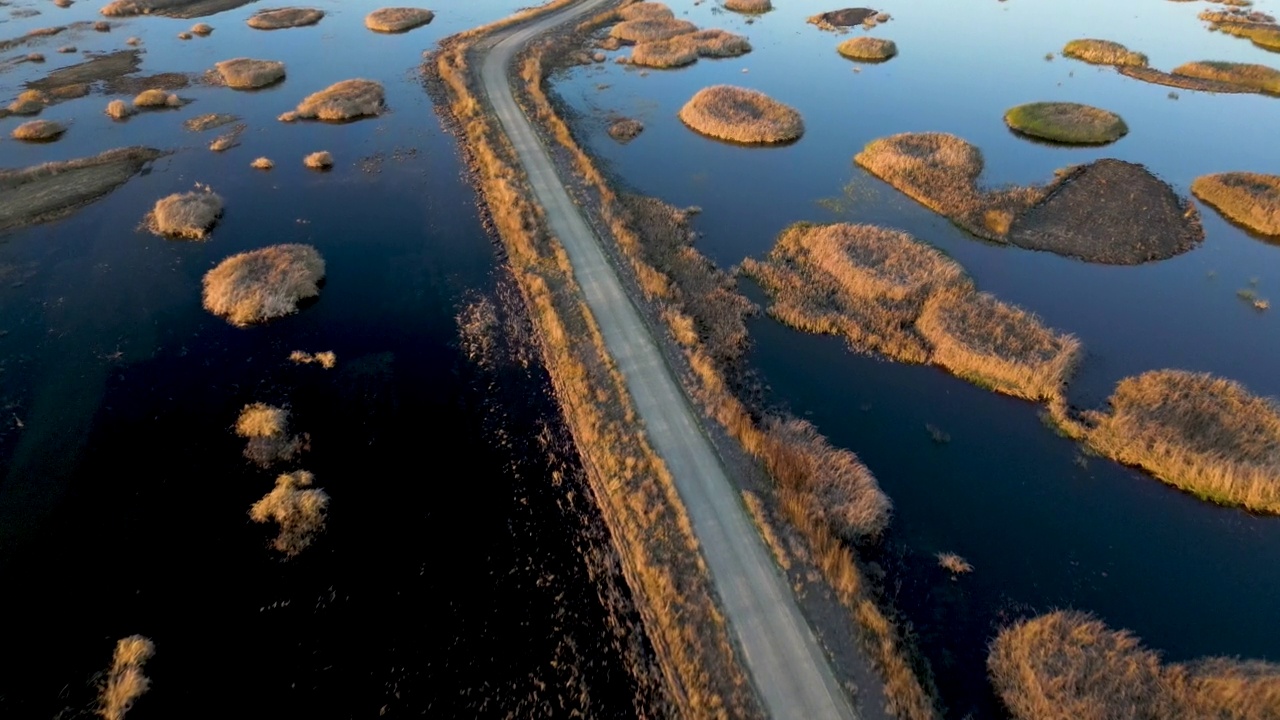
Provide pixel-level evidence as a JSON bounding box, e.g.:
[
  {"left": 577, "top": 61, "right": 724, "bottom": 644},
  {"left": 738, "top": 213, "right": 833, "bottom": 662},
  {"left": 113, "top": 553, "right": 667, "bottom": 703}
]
[{"left": 678, "top": 85, "right": 803, "bottom": 143}]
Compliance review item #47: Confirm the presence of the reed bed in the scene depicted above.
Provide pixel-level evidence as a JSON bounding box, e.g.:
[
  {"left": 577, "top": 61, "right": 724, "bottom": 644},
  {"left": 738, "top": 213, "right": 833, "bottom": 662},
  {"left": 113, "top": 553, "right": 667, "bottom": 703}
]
[
  {"left": 249, "top": 470, "right": 329, "bottom": 556},
  {"left": 678, "top": 85, "right": 803, "bottom": 143},
  {"left": 1172, "top": 60, "right": 1280, "bottom": 94},
  {"left": 145, "top": 185, "right": 222, "bottom": 239},
  {"left": 202, "top": 244, "right": 325, "bottom": 326},
  {"left": 1191, "top": 172, "right": 1280, "bottom": 236},
  {"left": 365, "top": 7, "right": 434, "bottom": 32},
  {"left": 1003, "top": 102, "right": 1128, "bottom": 144},
  {"left": 837, "top": 37, "right": 897, "bottom": 61},
  {"left": 99, "top": 635, "right": 154, "bottom": 720},
  {"left": 1061, "top": 38, "right": 1148, "bottom": 66},
  {"left": 214, "top": 57, "right": 285, "bottom": 89},
  {"left": 246, "top": 7, "right": 324, "bottom": 29},
  {"left": 280, "top": 79, "right": 384, "bottom": 121},
  {"left": 609, "top": 17, "right": 698, "bottom": 43}
]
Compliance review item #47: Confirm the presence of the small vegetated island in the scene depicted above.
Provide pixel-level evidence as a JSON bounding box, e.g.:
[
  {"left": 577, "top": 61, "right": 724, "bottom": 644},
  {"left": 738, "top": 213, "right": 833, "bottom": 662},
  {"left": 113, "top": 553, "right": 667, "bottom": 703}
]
[
  {"left": 365, "top": 7, "right": 434, "bottom": 33},
  {"left": 202, "top": 244, "right": 325, "bottom": 326},
  {"left": 1201, "top": 7, "right": 1280, "bottom": 53},
  {"left": 836, "top": 36, "right": 896, "bottom": 62},
  {"left": 612, "top": 2, "right": 750, "bottom": 69},
  {"left": 678, "top": 85, "right": 803, "bottom": 143},
  {"left": 11, "top": 119, "right": 65, "bottom": 141},
  {"left": 213, "top": 58, "right": 286, "bottom": 89},
  {"left": 100, "top": 0, "right": 254, "bottom": 19},
  {"left": 808, "top": 8, "right": 881, "bottom": 31},
  {"left": 1191, "top": 171, "right": 1280, "bottom": 237},
  {"left": 279, "top": 79, "right": 385, "bottom": 122},
  {"left": 854, "top": 132, "right": 1204, "bottom": 264},
  {"left": 1004, "top": 101, "right": 1127, "bottom": 145},
  {"left": 246, "top": 7, "right": 324, "bottom": 30},
  {"left": 989, "top": 611, "right": 1280, "bottom": 720},
  {"left": 724, "top": 0, "right": 771, "bottom": 14},
  {"left": 0, "top": 147, "right": 163, "bottom": 233},
  {"left": 1061, "top": 37, "right": 1280, "bottom": 95},
  {"left": 145, "top": 185, "right": 222, "bottom": 239},
  {"left": 741, "top": 222, "right": 1081, "bottom": 402}
]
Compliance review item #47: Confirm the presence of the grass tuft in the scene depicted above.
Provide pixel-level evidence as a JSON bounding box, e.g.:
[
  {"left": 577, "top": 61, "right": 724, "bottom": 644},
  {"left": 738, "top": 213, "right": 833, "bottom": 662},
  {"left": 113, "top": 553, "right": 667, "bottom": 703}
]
[
  {"left": 251, "top": 156, "right": 274, "bottom": 170},
  {"left": 1062, "top": 38, "right": 1148, "bottom": 66},
  {"left": 724, "top": 0, "right": 771, "bottom": 13},
  {"left": 249, "top": 470, "right": 329, "bottom": 556},
  {"left": 678, "top": 84, "right": 803, "bottom": 143},
  {"left": 289, "top": 350, "right": 336, "bottom": 368},
  {"left": 365, "top": 7, "right": 434, "bottom": 33},
  {"left": 607, "top": 117, "right": 644, "bottom": 142},
  {"left": 837, "top": 36, "right": 898, "bottom": 62},
  {"left": 1191, "top": 172, "right": 1280, "bottom": 237},
  {"left": 7, "top": 89, "right": 48, "bottom": 115},
  {"left": 609, "top": 17, "right": 697, "bottom": 43},
  {"left": 936, "top": 552, "right": 972, "bottom": 574},
  {"left": 190, "top": 22, "right": 212, "bottom": 35},
  {"left": 132, "top": 89, "right": 180, "bottom": 108},
  {"left": 618, "top": 1, "right": 674, "bottom": 21},
  {"left": 145, "top": 185, "right": 222, "bottom": 238},
  {"left": 1003, "top": 101, "right": 1128, "bottom": 144},
  {"left": 214, "top": 57, "right": 285, "bottom": 89},
  {"left": 98, "top": 635, "right": 154, "bottom": 720},
  {"left": 235, "top": 402, "right": 287, "bottom": 438},
  {"left": 11, "top": 119, "right": 66, "bottom": 141},
  {"left": 202, "top": 244, "right": 325, "bottom": 326},
  {"left": 303, "top": 150, "right": 333, "bottom": 169}
]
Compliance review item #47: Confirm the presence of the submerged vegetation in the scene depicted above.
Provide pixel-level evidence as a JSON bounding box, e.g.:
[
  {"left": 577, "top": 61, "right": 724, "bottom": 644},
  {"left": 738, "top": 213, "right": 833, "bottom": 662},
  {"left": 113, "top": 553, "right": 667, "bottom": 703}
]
[
  {"left": 145, "top": 185, "right": 223, "bottom": 239},
  {"left": 99, "top": 635, "right": 154, "bottom": 720},
  {"left": 1083, "top": 370, "right": 1280, "bottom": 514},
  {"left": 1003, "top": 102, "right": 1128, "bottom": 144},
  {"left": 855, "top": 133, "right": 1203, "bottom": 263},
  {"left": 1191, "top": 172, "right": 1280, "bottom": 237},
  {"left": 249, "top": 470, "right": 330, "bottom": 556},
  {"left": 365, "top": 7, "right": 434, "bottom": 33},
  {"left": 837, "top": 36, "right": 897, "bottom": 61},
  {"left": 280, "top": 79, "right": 384, "bottom": 122},
  {"left": 678, "top": 85, "right": 804, "bottom": 144},
  {"left": 202, "top": 244, "right": 325, "bottom": 326},
  {"left": 0, "top": 147, "right": 163, "bottom": 232},
  {"left": 989, "top": 611, "right": 1280, "bottom": 720},
  {"left": 213, "top": 57, "right": 286, "bottom": 89}
]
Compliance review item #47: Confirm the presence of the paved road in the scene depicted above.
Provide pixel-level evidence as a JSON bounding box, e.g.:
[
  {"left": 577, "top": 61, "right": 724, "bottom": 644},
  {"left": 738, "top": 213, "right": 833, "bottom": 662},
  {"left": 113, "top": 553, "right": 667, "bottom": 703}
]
[{"left": 477, "top": 4, "right": 860, "bottom": 719}]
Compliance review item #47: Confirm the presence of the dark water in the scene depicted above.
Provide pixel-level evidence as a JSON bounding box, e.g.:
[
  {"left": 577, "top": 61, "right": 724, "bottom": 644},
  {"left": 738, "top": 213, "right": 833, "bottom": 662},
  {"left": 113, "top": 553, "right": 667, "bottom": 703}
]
[
  {"left": 555, "top": 0, "right": 1280, "bottom": 716},
  {"left": 1, "top": 1, "right": 655, "bottom": 717}
]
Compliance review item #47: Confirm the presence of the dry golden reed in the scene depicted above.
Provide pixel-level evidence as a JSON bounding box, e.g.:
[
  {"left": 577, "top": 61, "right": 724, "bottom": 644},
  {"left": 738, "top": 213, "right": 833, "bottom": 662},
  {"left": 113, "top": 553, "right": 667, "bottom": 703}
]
[{"left": 678, "top": 85, "right": 803, "bottom": 143}]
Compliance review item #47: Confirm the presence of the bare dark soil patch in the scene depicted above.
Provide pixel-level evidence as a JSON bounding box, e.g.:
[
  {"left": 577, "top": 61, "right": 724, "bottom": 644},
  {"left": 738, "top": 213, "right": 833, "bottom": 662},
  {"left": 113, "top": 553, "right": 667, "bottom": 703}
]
[
  {"left": 810, "top": 8, "right": 876, "bottom": 27},
  {"left": 1008, "top": 160, "right": 1204, "bottom": 264},
  {"left": 25, "top": 49, "right": 140, "bottom": 91},
  {"left": 0, "top": 147, "right": 164, "bottom": 234}
]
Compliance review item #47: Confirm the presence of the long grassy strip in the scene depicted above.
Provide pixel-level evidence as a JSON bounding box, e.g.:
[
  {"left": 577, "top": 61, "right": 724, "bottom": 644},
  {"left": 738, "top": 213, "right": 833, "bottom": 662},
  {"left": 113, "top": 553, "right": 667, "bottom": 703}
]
[
  {"left": 428, "top": 4, "right": 759, "bottom": 718},
  {"left": 514, "top": 11, "right": 941, "bottom": 720}
]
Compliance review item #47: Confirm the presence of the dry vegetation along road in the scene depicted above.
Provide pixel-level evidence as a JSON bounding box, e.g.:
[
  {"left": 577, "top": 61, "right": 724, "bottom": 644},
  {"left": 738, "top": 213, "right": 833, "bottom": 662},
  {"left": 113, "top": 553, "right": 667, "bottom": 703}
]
[{"left": 477, "top": 2, "right": 860, "bottom": 718}]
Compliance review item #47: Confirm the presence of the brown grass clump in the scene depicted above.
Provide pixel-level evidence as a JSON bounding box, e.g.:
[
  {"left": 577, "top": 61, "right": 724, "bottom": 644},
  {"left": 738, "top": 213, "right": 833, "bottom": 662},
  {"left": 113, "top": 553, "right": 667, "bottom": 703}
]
[
  {"left": 687, "top": 28, "right": 751, "bottom": 57},
  {"left": 678, "top": 85, "right": 803, "bottom": 143},
  {"left": 724, "top": 0, "right": 772, "bottom": 13},
  {"left": 618, "top": 1, "right": 674, "bottom": 20},
  {"left": 249, "top": 470, "right": 329, "bottom": 556},
  {"left": 303, "top": 151, "right": 333, "bottom": 169},
  {"left": 1214, "top": 22, "right": 1280, "bottom": 53},
  {"left": 99, "top": 635, "right": 154, "bottom": 720},
  {"left": 7, "top": 89, "right": 48, "bottom": 115},
  {"left": 178, "top": 31, "right": 193, "bottom": 39},
  {"left": 190, "top": 22, "right": 212, "bottom": 35},
  {"left": 607, "top": 117, "right": 644, "bottom": 142},
  {"left": 289, "top": 350, "right": 336, "bottom": 368},
  {"left": 1062, "top": 38, "right": 1148, "bottom": 67},
  {"left": 609, "top": 17, "right": 697, "bottom": 43},
  {"left": 11, "top": 119, "right": 66, "bottom": 141},
  {"left": 284, "top": 79, "right": 384, "bottom": 122},
  {"left": 202, "top": 244, "right": 325, "bottom": 326},
  {"left": 918, "top": 289, "right": 1081, "bottom": 401},
  {"left": 365, "top": 7, "right": 434, "bottom": 33},
  {"left": 209, "top": 131, "right": 239, "bottom": 152},
  {"left": 989, "top": 611, "right": 1280, "bottom": 720},
  {"left": 936, "top": 552, "right": 972, "bottom": 574},
  {"left": 1191, "top": 172, "right": 1280, "bottom": 237},
  {"left": 630, "top": 36, "right": 699, "bottom": 67},
  {"left": 246, "top": 7, "right": 324, "bottom": 29},
  {"left": 105, "top": 99, "right": 134, "bottom": 119},
  {"left": 183, "top": 112, "right": 238, "bottom": 132},
  {"left": 234, "top": 402, "right": 307, "bottom": 466},
  {"left": 145, "top": 185, "right": 222, "bottom": 239},
  {"left": 1172, "top": 60, "right": 1280, "bottom": 94},
  {"left": 1084, "top": 370, "right": 1280, "bottom": 513},
  {"left": 133, "top": 89, "right": 180, "bottom": 108},
  {"left": 251, "top": 156, "right": 274, "bottom": 170},
  {"left": 101, "top": 0, "right": 253, "bottom": 18},
  {"left": 214, "top": 57, "right": 285, "bottom": 89},
  {"left": 837, "top": 36, "right": 898, "bottom": 61}
]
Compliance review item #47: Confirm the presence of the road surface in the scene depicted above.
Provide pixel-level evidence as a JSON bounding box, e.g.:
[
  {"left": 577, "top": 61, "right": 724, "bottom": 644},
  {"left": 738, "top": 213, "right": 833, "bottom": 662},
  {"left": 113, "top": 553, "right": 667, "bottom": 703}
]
[{"left": 476, "top": 4, "right": 860, "bottom": 718}]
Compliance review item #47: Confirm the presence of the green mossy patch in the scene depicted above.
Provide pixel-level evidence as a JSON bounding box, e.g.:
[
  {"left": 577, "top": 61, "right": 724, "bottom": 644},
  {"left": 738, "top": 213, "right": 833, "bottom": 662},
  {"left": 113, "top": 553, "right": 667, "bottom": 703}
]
[{"left": 1004, "top": 102, "right": 1128, "bottom": 145}]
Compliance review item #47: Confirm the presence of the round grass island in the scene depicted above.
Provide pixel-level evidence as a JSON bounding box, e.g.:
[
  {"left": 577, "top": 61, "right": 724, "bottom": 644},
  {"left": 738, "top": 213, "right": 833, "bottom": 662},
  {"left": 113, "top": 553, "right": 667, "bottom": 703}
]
[
  {"left": 837, "top": 36, "right": 897, "bottom": 62},
  {"left": 1004, "top": 102, "right": 1128, "bottom": 145},
  {"left": 678, "top": 85, "right": 803, "bottom": 144}
]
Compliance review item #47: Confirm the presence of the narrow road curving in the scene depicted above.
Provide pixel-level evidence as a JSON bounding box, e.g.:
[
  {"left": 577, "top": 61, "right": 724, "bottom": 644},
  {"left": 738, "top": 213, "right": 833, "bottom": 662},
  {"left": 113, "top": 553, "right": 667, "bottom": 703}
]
[{"left": 476, "top": 3, "right": 861, "bottom": 718}]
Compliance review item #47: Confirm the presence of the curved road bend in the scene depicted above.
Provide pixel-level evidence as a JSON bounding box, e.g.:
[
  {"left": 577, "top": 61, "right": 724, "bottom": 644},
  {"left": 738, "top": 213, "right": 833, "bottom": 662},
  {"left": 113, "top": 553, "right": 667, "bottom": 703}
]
[{"left": 477, "top": 3, "right": 860, "bottom": 719}]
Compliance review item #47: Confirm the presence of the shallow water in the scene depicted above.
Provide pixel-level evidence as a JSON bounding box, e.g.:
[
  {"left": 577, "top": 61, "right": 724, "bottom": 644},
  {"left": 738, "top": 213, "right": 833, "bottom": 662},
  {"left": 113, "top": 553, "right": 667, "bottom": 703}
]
[
  {"left": 0, "top": 1, "right": 656, "bottom": 717},
  {"left": 554, "top": 0, "right": 1280, "bottom": 716}
]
